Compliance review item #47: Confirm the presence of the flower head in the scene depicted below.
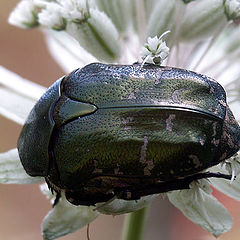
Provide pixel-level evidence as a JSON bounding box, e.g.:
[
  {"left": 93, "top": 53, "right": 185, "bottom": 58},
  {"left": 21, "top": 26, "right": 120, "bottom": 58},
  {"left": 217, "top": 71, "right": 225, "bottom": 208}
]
[
  {"left": 141, "top": 32, "right": 170, "bottom": 65},
  {"left": 38, "top": 2, "right": 66, "bottom": 30}
]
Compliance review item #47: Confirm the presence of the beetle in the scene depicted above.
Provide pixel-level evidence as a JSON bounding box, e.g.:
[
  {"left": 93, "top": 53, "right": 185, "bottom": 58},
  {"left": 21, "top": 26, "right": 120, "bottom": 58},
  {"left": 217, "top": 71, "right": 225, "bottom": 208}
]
[{"left": 18, "top": 63, "right": 240, "bottom": 206}]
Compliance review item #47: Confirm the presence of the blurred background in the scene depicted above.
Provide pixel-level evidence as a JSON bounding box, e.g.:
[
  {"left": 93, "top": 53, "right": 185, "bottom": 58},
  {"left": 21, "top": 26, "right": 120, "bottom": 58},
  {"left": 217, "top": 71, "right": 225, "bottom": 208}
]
[{"left": 1, "top": 1, "right": 240, "bottom": 240}]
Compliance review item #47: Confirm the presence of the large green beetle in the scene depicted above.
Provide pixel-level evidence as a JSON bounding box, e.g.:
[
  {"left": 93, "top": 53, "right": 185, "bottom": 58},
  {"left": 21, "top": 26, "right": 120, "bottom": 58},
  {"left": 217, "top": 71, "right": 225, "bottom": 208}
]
[{"left": 18, "top": 63, "right": 240, "bottom": 205}]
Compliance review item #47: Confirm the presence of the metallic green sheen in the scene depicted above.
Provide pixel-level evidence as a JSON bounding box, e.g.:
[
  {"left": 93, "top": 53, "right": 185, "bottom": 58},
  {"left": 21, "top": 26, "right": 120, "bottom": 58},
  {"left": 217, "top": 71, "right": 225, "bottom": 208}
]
[{"left": 17, "top": 63, "right": 240, "bottom": 205}]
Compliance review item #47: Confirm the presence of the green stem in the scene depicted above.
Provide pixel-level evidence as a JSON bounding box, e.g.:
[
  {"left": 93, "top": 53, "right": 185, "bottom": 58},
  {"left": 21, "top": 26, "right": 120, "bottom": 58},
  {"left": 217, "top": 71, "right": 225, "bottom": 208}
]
[{"left": 121, "top": 206, "right": 149, "bottom": 240}]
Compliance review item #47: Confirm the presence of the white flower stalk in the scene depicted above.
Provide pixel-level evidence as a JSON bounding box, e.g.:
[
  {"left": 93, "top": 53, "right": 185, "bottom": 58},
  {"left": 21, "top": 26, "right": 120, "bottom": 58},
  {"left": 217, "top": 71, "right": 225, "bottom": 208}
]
[
  {"left": 38, "top": 2, "right": 66, "bottom": 30},
  {"left": 141, "top": 32, "right": 170, "bottom": 65},
  {"left": 8, "top": 0, "right": 38, "bottom": 29},
  {"left": 224, "top": 0, "right": 240, "bottom": 20},
  {"left": 168, "top": 180, "right": 233, "bottom": 237}
]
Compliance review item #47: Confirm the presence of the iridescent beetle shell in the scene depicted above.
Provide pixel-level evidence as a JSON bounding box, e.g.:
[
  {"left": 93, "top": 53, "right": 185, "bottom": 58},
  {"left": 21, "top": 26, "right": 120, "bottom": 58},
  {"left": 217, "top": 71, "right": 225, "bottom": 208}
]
[{"left": 18, "top": 63, "right": 240, "bottom": 205}]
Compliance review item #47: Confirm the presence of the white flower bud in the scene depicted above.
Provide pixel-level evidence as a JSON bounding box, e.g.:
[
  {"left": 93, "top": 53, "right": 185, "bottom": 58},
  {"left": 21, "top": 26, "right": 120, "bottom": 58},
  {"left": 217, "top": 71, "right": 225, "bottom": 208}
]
[
  {"left": 8, "top": 0, "right": 38, "bottom": 29},
  {"left": 59, "top": 0, "right": 91, "bottom": 22},
  {"left": 38, "top": 3, "right": 66, "bottom": 30},
  {"left": 224, "top": 0, "right": 240, "bottom": 20}
]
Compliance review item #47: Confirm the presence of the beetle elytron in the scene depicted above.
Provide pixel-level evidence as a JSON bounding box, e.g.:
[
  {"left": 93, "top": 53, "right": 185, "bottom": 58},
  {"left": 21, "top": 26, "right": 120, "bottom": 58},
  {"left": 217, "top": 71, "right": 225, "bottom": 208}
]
[{"left": 18, "top": 63, "right": 240, "bottom": 205}]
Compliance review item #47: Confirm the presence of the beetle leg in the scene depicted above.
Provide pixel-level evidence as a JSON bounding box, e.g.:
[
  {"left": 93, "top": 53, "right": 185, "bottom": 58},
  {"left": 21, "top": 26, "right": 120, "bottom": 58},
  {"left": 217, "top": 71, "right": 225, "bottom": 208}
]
[
  {"left": 53, "top": 192, "right": 61, "bottom": 207},
  {"left": 117, "top": 172, "right": 232, "bottom": 201}
]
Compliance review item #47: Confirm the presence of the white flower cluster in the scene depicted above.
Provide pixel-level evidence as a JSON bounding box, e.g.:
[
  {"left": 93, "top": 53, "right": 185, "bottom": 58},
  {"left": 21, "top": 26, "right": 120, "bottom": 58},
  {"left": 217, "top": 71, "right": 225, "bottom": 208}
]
[
  {"left": 140, "top": 32, "right": 170, "bottom": 65},
  {"left": 9, "top": 0, "right": 120, "bottom": 62},
  {"left": 224, "top": 0, "right": 240, "bottom": 20},
  {"left": 18, "top": 0, "right": 92, "bottom": 29}
]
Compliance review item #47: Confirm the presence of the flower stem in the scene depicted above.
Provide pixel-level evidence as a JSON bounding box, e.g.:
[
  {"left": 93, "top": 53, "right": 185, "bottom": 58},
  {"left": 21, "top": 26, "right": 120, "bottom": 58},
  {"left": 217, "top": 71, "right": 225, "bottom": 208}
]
[{"left": 121, "top": 206, "right": 149, "bottom": 240}]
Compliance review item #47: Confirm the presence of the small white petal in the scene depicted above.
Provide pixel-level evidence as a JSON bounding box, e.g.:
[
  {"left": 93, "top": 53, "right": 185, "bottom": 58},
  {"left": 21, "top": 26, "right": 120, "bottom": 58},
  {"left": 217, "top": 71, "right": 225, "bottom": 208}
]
[
  {"left": 167, "top": 180, "right": 233, "bottom": 237},
  {"left": 59, "top": 0, "right": 91, "bottom": 21},
  {"left": 224, "top": 0, "right": 240, "bottom": 20},
  {"left": 38, "top": 3, "right": 66, "bottom": 30},
  {"left": 147, "top": 36, "right": 161, "bottom": 51},
  {"left": 8, "top": 0, "right": 38, "bottom": 29},
  {"left": 0, "top": 66, "right": 46, "bottom": 124},
  {"left": 0, "top": 149, "right": 43, "bottom": 184},
  {"left": 33, "top": 0, "right": 49, "bottom": 8},
  {"left": 0, "top": 87, "right": 36, "bottom": 124},
  {"left": 0, "top": 66, "right": 46, "bottom": 101},
  {"left": 42, "top": 195, "right": 99, "bottom": 240},
  {"left": 96, "top": 195, "right": 157, "bottom": 215}
]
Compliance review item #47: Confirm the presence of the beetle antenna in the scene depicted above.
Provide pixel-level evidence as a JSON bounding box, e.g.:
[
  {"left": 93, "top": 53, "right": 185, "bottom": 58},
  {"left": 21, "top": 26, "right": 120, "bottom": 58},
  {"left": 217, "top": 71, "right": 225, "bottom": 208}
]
[{"left": 87, "top": 224, "right": 90, "bottom": 240}]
